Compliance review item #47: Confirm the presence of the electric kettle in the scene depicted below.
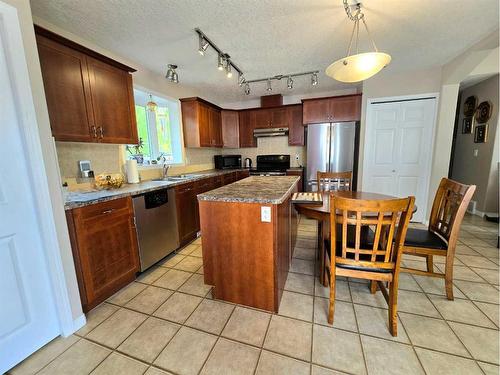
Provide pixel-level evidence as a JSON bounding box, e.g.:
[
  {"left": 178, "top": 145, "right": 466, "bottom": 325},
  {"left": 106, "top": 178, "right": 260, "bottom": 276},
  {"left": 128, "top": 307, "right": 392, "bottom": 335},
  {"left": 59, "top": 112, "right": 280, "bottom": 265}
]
[{"left": 244, "top": 158, "right": 252, "bottom": 168}]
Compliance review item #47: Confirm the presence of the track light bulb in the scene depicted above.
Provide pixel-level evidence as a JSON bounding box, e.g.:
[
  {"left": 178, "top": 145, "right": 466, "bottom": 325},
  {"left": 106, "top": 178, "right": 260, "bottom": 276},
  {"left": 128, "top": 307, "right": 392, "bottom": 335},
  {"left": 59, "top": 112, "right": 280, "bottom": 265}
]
[
  {"left": 226, "top": 61, "right": 232, "bottom": 78},
  {"left": 287, "top": 76, "right": 293, "bottom": 89},
  {"left": 311, "top": 72, "right": 318, "bottom": 86},
  {"left": 198, "top": 35, "right": 209, "bottom": 55},
  {"left": 244, "top": 82, "right": 250, "bottom": 95},
  {"left": 217, "top": 54, "right": 225, "bottom": 71},
  {"left": 266, "top": 79, "right": 272, "bottom": 92}
]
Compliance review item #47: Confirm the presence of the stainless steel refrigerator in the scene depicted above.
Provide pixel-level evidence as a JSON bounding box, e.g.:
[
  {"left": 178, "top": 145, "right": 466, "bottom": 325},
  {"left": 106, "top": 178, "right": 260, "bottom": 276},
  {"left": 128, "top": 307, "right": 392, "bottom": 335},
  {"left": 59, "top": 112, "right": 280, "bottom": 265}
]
[{"left": 306, "top": 122, "right": 357, "bottom": 191}]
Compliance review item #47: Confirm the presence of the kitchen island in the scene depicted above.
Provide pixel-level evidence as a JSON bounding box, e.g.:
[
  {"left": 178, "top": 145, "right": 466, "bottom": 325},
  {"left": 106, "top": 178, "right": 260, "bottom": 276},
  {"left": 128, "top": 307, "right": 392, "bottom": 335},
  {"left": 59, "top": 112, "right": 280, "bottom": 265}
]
[{"left": 198, "top": 176, "right": 299, "bottom": 312}]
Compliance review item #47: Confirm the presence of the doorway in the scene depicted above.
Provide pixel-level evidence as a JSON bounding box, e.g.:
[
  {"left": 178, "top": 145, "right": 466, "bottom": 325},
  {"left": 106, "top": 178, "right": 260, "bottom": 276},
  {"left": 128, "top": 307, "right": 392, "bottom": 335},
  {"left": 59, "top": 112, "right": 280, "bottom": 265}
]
[{"left": 362, "top": 95, "right": 438, "bottom": 222}]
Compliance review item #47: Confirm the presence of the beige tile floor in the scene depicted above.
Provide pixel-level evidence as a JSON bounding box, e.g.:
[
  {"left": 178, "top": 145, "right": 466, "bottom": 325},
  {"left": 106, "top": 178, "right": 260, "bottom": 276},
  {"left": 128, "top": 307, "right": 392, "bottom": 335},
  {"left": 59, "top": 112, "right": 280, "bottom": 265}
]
[{"left": 9, "top": 214, "right": 499, "bottom": 375}]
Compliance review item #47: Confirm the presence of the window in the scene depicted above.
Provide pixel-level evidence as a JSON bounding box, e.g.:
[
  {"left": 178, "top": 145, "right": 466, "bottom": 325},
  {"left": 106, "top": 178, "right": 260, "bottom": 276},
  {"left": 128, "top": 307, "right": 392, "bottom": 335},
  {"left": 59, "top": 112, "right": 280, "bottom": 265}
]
[{"left": 127, "top": 88, "right": 183, "bottom": 165}]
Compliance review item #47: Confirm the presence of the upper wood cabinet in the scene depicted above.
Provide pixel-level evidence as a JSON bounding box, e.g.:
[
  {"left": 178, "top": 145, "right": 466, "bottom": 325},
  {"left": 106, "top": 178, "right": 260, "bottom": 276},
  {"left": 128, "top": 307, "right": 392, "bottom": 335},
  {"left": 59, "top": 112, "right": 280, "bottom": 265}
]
[
  {"left": 221, "top": 110, "right": 240, "bottom": 148},
  {"left": 35, "top": 26, "right": 138, "bottom": 144},
  {"left": 238, "top": 110, "right": 256, "bottom": 148},
  {"left": 66, "top": 197, "right": 140, "bottom": 312},
  {"left": 302, "top": 94, "right": 361, "bottom": 124},
  {"left": 287, "top": 105, "right": 304, "bottom": 146},
  {"left": 180, "top": 98, "right": 222, "bottom": 148}
]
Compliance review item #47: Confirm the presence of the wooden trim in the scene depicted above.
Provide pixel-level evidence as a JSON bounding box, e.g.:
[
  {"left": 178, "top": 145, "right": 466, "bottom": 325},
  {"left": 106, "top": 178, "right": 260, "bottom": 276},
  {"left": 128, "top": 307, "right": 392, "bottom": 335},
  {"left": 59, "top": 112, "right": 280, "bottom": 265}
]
[
  {"left": 179, "top": 96, "right": 222, "bottom": 110},
  {"left": 34, "top": 25, "right": 136, "bottom": 72},
  {"left": 400, "top": 267, "right": 446, "bottom": 278},
  {"left": 301, "top": 93, "right": 362, "bottom": 103}
]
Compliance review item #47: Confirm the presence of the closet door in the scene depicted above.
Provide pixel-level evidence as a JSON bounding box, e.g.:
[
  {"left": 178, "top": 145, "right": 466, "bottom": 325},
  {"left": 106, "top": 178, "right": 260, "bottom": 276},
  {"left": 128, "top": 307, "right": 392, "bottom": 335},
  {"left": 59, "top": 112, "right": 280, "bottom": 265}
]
[{"left": 363, "top": 98, "right": 436, "bottom": 222}]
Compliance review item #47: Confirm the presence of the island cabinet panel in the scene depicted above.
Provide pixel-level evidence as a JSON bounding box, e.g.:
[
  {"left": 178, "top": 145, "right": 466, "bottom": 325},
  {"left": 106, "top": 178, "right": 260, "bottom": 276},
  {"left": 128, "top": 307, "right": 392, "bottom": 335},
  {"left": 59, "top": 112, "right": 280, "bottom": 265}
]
[
  {"left": 35, "top": 27, "right": 138, "bottom": 144},
  {"left": 180, "top": 98, "right": 222, "bottom": 148},
  {"left": 221, "top": 110, "right": 240, "bottom": 148},
  {"left": 66, "top": 197, "right": 140, "bottom": 312},
  {"left": 237, "top": 170, "right": 250, "bottom": 180},
  {"left": 199, "top": 201, "right": 278, "bottom": 311},
  {"left": 175, "top": 182, "right": 199, "bottom": 245},
  {"left": 302, "top": 94, "right": 361, "bottom": 124}
]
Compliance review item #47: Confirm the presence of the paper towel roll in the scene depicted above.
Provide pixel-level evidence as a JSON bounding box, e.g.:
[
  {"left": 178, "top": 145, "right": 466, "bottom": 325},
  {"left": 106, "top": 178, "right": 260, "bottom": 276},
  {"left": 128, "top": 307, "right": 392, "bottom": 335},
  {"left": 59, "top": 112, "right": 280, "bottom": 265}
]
[{"left": 126, "top": 159, "right": 140, "bottom": 183}]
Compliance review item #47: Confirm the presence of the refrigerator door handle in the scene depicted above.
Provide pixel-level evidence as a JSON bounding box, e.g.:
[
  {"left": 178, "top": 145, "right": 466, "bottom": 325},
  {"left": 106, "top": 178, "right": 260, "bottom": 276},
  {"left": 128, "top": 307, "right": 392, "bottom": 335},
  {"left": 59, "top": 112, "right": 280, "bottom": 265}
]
[{"left": 326, "top": 123, "right": 331, "bottom": 173}]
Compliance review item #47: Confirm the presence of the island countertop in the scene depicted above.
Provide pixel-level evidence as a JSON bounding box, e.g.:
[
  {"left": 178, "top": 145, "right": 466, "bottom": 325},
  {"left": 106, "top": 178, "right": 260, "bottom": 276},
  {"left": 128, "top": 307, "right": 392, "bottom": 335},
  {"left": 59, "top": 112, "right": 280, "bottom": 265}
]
[{"left": 197, "top": 176, "right": 299, "bottom": 204}]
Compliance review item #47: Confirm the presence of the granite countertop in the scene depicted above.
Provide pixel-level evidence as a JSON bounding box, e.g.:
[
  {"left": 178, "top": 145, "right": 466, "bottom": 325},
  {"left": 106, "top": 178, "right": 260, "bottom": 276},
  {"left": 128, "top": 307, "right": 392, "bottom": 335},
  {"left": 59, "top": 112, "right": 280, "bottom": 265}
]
[
  {"left": 197, "top": 176, "right": 300, "bottom": 204},
  {"left": 64, "top": 169, "right": 246, "bottom": 210}
]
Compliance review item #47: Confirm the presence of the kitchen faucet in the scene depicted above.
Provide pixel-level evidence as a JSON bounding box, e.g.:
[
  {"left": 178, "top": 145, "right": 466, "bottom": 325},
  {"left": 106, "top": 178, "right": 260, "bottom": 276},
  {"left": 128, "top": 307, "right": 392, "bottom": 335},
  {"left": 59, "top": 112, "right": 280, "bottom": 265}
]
[{"left": 162, "top": 163, "right": 170, "bottom": 179}]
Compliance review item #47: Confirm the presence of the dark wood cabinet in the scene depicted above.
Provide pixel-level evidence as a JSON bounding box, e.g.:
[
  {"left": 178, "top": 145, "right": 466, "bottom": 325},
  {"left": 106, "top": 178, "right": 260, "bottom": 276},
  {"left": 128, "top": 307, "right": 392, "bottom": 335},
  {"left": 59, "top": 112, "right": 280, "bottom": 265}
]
[
  {"left": 287, "top": 105, "right": 304, "bottom": 146},
  {"left": 180, "top": 98, "right": 222, "bottom": 148},
  {"left": 270, "top": 107, "right": 288, "bottom": 128},
  {"left": 302, "top": 94, "right": 361, "bottom": 124},
  {"left": 35, "top": 26, "right": 138, "bottom": 144},
  {"left": 223, "top": 171, "right": 238, "bottom": 185},
  {"left": 221, "top": 110, "right": 239, "bottom": 148},
  {"left": 66, "top": 197, "right": 140, "bottom": 312},
  {"left": 237, "top": 170, "right": 250, "bottom": 180},
  {"left": 239, "top": 110, "right": 257, "bottom": 147},
  {"left": 175, "top": 182, "right": 199, "bottom": 245}
]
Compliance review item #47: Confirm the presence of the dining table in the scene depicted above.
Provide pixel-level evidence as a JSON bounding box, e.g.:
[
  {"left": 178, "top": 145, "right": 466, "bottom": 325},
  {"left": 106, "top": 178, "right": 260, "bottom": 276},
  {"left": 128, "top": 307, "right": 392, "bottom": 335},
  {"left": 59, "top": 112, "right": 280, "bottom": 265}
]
[{"left": 294, "top": 190, "right": 417, "bottom": 286}]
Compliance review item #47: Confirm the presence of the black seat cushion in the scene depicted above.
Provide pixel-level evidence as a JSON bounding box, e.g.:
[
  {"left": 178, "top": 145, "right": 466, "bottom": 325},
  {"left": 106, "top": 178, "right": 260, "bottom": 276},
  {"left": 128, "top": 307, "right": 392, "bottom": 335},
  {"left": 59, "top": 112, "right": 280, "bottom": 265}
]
[
  {"left": 325, "top": 226, "right": 392, "bottom": 274},
  {"left": 404, "top": 228, "right": 447, "bottom": 250}
]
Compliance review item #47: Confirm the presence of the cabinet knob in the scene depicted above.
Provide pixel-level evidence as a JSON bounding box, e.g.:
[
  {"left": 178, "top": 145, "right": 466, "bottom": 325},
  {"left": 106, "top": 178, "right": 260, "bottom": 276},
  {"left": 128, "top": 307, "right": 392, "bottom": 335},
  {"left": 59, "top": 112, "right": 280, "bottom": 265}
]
[
  {"left": 91, "top": 126, "right": 98, "bottom": 138},
  {"left": 98, "top": 126, "right": 104, "bottom": 139}
]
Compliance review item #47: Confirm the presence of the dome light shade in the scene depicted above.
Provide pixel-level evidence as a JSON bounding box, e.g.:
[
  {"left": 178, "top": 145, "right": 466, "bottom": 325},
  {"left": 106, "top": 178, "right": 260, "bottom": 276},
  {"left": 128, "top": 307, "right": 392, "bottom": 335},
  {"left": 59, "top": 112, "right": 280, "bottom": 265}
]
[{"left": 326, "top": 52, "right": 391, "bottom": 83}]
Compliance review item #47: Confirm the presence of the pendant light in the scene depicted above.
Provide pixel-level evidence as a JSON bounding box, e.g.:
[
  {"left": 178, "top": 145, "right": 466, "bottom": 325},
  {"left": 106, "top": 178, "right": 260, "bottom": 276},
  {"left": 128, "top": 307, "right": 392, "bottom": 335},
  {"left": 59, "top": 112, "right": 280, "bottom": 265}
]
[
  {"left": 146, "top": 94, "right": 157, "bottom": 112},
  {"left": 326, "top": 0, "right": 391, "bottom": 83}
]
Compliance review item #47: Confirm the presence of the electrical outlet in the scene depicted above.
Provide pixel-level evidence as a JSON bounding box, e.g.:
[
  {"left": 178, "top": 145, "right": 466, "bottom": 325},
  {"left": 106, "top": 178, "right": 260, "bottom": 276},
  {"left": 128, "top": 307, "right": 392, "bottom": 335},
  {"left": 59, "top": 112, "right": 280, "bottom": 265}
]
[
  {"left": 473, "top": 149, "right": 479, "bottom": 157},
  {"left": 295, "top": 154, "right": 300, "bottom": 161},
  {"left": 261, "top": 206, "right": 271, "bottom": 222}
]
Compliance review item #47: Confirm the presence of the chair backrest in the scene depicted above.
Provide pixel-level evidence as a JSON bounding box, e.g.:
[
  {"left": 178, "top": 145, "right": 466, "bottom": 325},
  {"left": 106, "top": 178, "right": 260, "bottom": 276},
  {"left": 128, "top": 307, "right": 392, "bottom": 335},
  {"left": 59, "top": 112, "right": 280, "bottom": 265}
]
[
  {"left": 330, "top": 195, "right": 415, "bottom": 272},
  {"left": 317, "top": 171, "right": 353, "bottom": 192},
  {"left": 428, "top": 178, "right": 476, "bottom": 247}
]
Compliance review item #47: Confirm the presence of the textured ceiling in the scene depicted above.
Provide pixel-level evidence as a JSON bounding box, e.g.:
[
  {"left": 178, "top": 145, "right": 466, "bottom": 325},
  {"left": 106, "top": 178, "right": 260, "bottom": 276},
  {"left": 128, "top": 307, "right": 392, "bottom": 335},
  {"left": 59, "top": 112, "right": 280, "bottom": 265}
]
[{"left": 30, "top": 0, "right": 499, "bottom": 104}]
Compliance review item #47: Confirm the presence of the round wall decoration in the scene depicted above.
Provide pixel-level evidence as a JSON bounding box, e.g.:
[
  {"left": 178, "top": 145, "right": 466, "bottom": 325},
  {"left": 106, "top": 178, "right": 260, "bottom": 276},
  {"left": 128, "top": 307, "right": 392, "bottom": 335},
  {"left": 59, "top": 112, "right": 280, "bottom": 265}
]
[
  {"left": 463, "top": 96, "right": 477, "bottom": 116},
  {"left": 476, "top": 101, "right": 492, "bottom": 123}
]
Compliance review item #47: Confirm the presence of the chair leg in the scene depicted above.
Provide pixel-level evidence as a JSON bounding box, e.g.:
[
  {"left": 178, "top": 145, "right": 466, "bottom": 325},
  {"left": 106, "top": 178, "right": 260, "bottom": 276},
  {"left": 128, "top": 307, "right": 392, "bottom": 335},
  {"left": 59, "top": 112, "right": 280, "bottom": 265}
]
[
  {"left": 328, "top": 268, "right": 336, "bottom": 325},
  {"left": 426, "top": 255, "right": 434, "bottom": 272},
  {"left": 444, "top": 254, "right": 455, "bottom": 301},
  {"left": 370, "top": 280, "right": 378, "bottom": 294},
  {"left": 388, "top": 281, "right": 398, "bottom": 336}
]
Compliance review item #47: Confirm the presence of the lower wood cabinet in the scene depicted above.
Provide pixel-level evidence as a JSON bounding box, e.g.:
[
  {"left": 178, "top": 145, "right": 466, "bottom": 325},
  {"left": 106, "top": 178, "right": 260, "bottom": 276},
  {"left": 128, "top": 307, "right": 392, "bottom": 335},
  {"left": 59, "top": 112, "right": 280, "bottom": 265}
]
[
  {"left": 66, "top": 197, "right": 140, "bottom": 312},
  {"left": 175, "top": 182, "right": 199, "bottom": 246}
]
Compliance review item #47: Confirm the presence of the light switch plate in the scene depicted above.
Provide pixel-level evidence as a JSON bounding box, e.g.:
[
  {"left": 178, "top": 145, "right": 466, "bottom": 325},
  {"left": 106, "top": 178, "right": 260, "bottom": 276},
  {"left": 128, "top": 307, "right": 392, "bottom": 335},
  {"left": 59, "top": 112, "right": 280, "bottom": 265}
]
[
  {"left": 473, "top": 149, "right": 479, "bottom": 157},
  {"left": 261, "top": 206, "right": 271, "bottom": 222}
]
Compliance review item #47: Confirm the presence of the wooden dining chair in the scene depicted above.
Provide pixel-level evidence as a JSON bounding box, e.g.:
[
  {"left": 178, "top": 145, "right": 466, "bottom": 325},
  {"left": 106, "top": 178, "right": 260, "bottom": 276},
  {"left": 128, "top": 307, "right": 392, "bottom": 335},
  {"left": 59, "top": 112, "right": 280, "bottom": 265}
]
[
  {"left": 317, "top": 171, "right": 353, "bottom": 192},
  {"left": 326, "top": 195, "right": 415, "bottom": 336},
  {"left": 401, "top": 178, "right": 476, "bottom": 300}
]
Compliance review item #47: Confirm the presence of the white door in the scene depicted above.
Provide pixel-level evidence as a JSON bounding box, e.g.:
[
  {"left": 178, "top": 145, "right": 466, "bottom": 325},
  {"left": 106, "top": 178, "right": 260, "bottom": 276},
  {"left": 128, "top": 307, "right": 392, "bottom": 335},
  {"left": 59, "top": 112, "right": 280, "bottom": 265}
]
[
  {"left": 0, "top": 6, "right": 60, "bottom": 373},
  {"left": 363, "top": 97, "right": 437, "bottom": 222}
]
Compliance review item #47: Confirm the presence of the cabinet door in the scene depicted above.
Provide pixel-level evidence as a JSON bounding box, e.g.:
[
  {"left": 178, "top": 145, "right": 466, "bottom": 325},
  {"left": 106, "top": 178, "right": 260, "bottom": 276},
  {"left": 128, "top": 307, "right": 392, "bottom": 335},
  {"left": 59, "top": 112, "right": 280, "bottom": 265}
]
[
  {"left": 253, "top": 109, "right": 271, "bottom": 128},
  {"left": 198, "top": 103, "right": 212, "bottom": 147},
  {"left": 302, "top": 98, "right": 331, "bottom": 124},
  {"left": 330, "top": 95, "right": 362, "bottom": 122},
  {"left": 86, "top": 56, "right": 138, "bottom": 144},
  {"left": 36, "top": 35, "right": 96, "bottom": 142},
  {"left": 237, "top": 170, "right": 250, "bottom": 180},
  {"left": 239, "top": 111, "right": 257, "bottom": 147},
  {"left": 71, "top": 197, "right": 139, "bottom": 311},
  {"left": 209, "top": 108, "right": 223, "bottom": 147},
  {"left": 221, "top": 110, "right": 240, "bottom": 148},
  {"left": 288, "top": 105, "right": 304, "bottom": 146},
  {"left": 175, "top": 183, "right": 198, "bottom": 245},
  {"left": 270, "top": 107, "right": 288, "bottom": 128}
]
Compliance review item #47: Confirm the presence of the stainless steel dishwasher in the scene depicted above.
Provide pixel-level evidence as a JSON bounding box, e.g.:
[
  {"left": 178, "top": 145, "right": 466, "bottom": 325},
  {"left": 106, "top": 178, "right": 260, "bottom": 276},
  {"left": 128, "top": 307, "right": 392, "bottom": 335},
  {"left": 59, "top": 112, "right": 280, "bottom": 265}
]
[{"left": 132, "top": 188, "right": 179, "bottom": 271}]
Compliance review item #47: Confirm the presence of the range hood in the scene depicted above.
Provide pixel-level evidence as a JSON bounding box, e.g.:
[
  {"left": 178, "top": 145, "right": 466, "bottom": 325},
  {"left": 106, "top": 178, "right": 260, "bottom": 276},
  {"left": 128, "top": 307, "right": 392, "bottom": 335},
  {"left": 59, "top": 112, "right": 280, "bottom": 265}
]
[{"left": 253, "top": 127, "right": 289, "bottom": 138}]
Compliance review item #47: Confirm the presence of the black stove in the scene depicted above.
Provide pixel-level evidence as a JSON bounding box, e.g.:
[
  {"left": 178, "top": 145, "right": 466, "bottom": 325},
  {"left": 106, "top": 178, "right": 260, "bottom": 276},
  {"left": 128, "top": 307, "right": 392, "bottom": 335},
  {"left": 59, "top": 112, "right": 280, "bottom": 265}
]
[{"left": 249, "top": 155, "right": 290, "bottom": 176}]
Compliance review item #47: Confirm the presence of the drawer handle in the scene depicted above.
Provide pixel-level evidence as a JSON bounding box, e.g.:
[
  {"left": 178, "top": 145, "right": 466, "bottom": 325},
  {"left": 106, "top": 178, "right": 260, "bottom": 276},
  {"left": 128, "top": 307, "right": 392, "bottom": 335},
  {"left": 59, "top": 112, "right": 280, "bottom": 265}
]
[
  {"left": 102, "top": 209, "right": 114, "bottom": 214},
  {"left": 98, "top": 126, "right": 104, "bottom": 139},
  {"left": 91, "top": 125, "right": 97, "bottom": 138}
]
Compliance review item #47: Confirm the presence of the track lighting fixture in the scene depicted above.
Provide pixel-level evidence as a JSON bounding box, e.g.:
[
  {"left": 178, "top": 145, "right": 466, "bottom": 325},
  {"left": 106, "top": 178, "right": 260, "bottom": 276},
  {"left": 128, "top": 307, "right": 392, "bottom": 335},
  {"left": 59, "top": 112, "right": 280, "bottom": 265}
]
[
  {"left": 311, "top": 72, "right": 318, "bottom": 86},
  {"left": 217, "top": 54, "right": 225, "bottom": 71},
  {"left": 238, "top": 74, "right": 246, "bottom": 86},
  {"left": 266, "top": 79, "right": 272, "bottom": 92},
  {"left": 198, "top": 35, "right": 209, "bottom": 55},
  {"left": 165, "top": 64, "right": 179, "bottom": 83},
  {"left": 287, "top": 76, "right": 293, "bottom": 89},
  {"left": 225, "top": 60, "right": 232, "bottom": 78},
  {"left": 244, "top": 82, "right": 250, "bottom": 95}
]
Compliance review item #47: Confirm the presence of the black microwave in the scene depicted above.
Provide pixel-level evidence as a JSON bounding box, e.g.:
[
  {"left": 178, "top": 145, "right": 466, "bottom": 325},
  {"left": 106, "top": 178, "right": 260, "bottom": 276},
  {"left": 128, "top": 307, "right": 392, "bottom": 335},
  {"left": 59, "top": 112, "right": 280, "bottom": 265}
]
[{"left": 214, "top": 155, "right": 242, "bottom": 170}]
